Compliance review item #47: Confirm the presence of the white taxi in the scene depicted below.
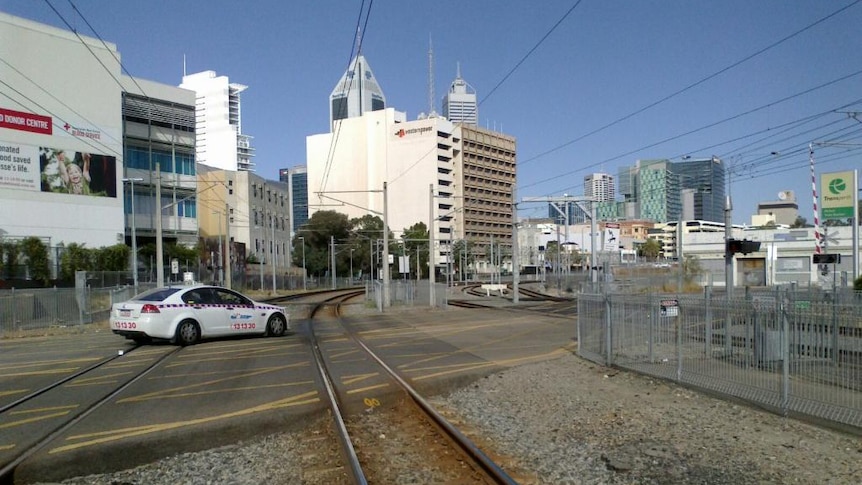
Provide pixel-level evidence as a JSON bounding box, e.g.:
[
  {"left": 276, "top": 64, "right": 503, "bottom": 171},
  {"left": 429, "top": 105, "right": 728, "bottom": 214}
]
[{"left": 109, "top": 285, "right": 289, "bottom": 346}]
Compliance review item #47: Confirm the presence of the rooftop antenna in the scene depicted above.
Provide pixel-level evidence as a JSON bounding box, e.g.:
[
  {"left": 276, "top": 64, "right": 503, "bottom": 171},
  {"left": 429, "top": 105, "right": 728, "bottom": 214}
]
[
  {"left": 183, "top": 54, "right": 186, "bottom": 77},
  {"left": 428, "top": 34, "right": 436, "bottom": 116}
]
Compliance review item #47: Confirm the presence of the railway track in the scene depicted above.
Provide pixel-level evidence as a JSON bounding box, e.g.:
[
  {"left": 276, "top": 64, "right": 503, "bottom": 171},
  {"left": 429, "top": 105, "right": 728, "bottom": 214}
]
[
  {"left": 0, "top": 345, "right": 181, "bottom": 484},
  {"left": 306, "top": 291, "right": 521, "bottom": 484}
]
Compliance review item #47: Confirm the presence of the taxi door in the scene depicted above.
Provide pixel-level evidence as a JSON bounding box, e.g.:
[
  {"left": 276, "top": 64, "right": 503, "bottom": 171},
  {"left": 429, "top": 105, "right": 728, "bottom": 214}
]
[{"left": 212, "top": 288, "right": 258, "bottom": 335}]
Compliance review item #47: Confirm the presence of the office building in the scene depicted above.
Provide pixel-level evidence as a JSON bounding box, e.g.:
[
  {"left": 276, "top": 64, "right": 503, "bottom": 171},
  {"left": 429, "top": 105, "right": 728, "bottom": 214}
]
[
  {"left": 584, "top": 172, "right": 615, "bottom": 202},
  {"left": 121, "top": 78, "right": 198, "bottom": 250},
  {"left": 757, "top": 190, "right": 798, "bottom": 226},
  {"left": 329, "top": 54, "right": 386, "bottom": 130},
  {"left": 279, "top": 165, "right": 309, "bottom": 233},
  {"left": 615, "top": 157, "right": 725, "bottom": 223},
  {"left": 0, "top": 12, "right": 124, "bottom": 253},
  {"left": 547, "top": 200, "right": 587, "bottom": 225},
  {"left": 180, "top": 70, "right": 255, "bottom": 172},
  {"left": 307, "top": 109, "right": 456, "bottom": 269},
  {"left": 452, "top": 124, "right": 517, "bottom": 263},
  {"left": 674, "top": 156, "right": 725, "bottom": 223},
  {"left": 442, "top": 64, "right": 478, "bottom": 125},
  {"left": 197, "top": 165, "right": 290, "bottom": 277}
]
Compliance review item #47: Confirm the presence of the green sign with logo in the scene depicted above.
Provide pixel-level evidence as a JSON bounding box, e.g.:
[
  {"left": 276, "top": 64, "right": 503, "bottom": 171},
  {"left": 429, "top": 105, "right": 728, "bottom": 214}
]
[{"left": 820, "top": 170, "right": 857, "bottom": 220}]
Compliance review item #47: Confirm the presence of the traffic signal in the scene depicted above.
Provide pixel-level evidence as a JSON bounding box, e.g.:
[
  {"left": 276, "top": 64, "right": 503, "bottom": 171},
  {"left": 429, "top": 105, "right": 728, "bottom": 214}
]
[
  {"left": 812, "top": 254, "right": 840, "bottom": 264},
  {"left": 726, "top": 239, "right": 761, "bottom": 255}
]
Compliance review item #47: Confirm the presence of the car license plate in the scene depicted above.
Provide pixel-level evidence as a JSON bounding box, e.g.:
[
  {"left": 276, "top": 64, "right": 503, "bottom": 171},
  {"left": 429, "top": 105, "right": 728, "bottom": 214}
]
[{"left": 120, "top": 309, "right": 131, "bottom": 317}]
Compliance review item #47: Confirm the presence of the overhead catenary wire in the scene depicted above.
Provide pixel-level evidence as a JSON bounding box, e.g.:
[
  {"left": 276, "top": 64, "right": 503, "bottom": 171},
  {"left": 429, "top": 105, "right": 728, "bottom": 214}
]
[{"left": 517, "top": 0, "right": 862, "bottom": 168}]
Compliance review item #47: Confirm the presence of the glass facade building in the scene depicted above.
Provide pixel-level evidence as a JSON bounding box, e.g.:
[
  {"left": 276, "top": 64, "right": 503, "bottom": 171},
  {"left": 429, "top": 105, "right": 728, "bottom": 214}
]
[{"left": 279, "top": 166, "right": 308, "bottom": 234}]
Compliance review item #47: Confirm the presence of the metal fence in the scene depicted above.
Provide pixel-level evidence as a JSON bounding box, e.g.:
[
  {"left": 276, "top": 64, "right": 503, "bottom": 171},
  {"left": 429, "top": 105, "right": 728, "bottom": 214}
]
[
  {"left": 0, "top": 285, "right": 157, "bottom": 335},
  {"left": 578, "top": 289, "right": 862, "bottom": 429}
]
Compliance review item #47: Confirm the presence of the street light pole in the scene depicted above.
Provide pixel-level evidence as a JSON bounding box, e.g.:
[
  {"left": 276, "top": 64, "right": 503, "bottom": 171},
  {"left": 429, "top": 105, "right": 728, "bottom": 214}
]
[
  {"left": 122, "top": 177, "right": 143, "bottom": 289},
  {"left": 350, "top": 248, "right": 355, "bottom": 284},
  {"left": 298, "top": 236, "right": 307, "bottom": 291}
]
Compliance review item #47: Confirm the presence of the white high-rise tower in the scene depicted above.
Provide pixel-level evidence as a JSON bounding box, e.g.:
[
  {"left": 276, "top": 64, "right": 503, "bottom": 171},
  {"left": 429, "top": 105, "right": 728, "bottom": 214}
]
[
  {"left": 585, "top": 173, "right": 615, "bottom": 202},
  {"left": 329, "top": 55, "right": 386, "bottom": 130},
  {"left": 442, "top": 63, "right": 477, "bottom": 125},
  {"left": 180, "top": 70, "right": 255, "bottom": 172}
]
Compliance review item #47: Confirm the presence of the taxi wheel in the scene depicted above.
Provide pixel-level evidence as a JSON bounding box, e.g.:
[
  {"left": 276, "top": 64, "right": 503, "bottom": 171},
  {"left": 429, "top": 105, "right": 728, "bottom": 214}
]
[
  {"left": 266, "top": 314, "right": 287, "bottom": 337},
  {"left": 175, "top": 320, "right": 200, "bottom": 346}
]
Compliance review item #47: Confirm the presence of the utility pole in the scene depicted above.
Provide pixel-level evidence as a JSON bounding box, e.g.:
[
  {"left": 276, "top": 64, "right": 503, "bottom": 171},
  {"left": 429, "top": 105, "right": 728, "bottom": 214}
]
[
  {"left": 224, "top": 201, "right": 231, "bottom": 289},
  {"left": 330, "top": 235, "right": 336, "bottom": 289},
  {"left": 429, "top": 184, "right": 435, "bottom": 307},
  {"left": 383, "top": 182, "right": 390, "bottom": 307},
  {"left": 271, "top": 212, "right": 276, "bottom": 294},
  {"left": 155, "top": 162, "right": 164, "bottom": 287}
]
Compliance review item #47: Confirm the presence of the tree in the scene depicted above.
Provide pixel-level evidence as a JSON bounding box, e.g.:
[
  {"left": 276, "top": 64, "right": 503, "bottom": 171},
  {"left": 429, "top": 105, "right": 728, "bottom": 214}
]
[
  {"left": 60, "top": 243, "right": 93, "bottom": 280},
  {"left": 1, "top": 240, "right": 18, "bottom": 278},
  {"left": 295, "top": 211, "right": 351, "bottom": 277},
  {"left": 682, "top": 255, "right": 703, "bottom": 282},
  {"left": 450, "top": 239, "right": 477, "bottom": 279},
  {"left": 401, "top": 222, "right": 429, "bottom": 278},
  {"left": 19, "top": 237, "right": 51, "bottom": 284},
  {"left": 93, "top": 244, "right": 131, "bottom": 271},
  {"left": 790, "top": 216, "right": 809, "bottom": 228},
  {"left": 639, "top": 238, "right": 662, "bottom": 261}
]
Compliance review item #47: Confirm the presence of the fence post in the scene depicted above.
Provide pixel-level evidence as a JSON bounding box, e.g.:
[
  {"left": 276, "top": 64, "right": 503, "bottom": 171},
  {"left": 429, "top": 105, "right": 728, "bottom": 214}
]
[
  {"left": 704, "top": 285, "right": 712, "bottom": 356},
  {"left": 649, "top": 296, "right": 655, "bottom": 363},
  {"left": 604, "top": 294, "right": 612, "bottom": 366},
  {"left": 746, "top": 286, "right": 754, "bottom": 367},
  {"left": 11, "top": 287, "right": 17, "bottom": 331},
  {"left": 676, "top": 300, "right": 683, "bottom": 382},
  {"left": 54, "top": 285, "right": 60, "bottom": 325},
  {"left": 780, "top": 288, "right": 790, "bottom": 416}
]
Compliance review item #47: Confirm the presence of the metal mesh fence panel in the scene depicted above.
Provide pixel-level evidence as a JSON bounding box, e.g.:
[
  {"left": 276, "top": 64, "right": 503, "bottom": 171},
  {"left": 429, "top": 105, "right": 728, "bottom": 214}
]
[{"left": 578, "top": 289, "right": 862, "bottom": 429}]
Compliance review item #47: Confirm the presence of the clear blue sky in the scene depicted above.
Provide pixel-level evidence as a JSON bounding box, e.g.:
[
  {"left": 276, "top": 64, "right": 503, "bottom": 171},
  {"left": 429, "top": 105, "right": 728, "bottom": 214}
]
[{"left": 5, "top": 0, "right": 861, "bottom": 224}]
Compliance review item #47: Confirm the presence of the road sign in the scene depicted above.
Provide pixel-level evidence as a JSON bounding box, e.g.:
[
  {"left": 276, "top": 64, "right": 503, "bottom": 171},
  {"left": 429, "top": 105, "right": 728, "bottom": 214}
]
[{"left": 660, "top": 299, "right": 679, "bottom": 317}]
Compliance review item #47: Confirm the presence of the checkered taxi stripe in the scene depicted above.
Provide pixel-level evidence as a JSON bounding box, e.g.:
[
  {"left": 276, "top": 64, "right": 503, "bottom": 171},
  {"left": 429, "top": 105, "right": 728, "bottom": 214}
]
[{"left": 155, "top": 304, "right": 281, "bottom": 310}]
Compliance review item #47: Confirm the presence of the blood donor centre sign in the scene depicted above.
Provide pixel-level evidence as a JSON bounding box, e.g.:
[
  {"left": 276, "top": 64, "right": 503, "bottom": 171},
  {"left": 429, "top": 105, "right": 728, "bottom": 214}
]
[
  {"left": 820, "top": 170, "right": 857, "bottom": 220},
  {"left": 0, "top": 140, "right": 117, "bottom": 197},
  {"left": 0, "top": 108, "right": 52, "bottom": 135}
]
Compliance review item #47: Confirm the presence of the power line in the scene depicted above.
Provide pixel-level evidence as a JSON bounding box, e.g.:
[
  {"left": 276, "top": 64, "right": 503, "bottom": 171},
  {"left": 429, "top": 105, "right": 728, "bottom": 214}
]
[{"left": 517, "top": 0, "right": 862, "bottom": 168}]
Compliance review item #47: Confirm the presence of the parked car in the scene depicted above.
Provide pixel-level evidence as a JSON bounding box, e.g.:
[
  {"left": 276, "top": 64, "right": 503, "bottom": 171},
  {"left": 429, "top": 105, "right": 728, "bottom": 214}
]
[{"left": 109, "top": 285, "right": 289, "bottom": 346}]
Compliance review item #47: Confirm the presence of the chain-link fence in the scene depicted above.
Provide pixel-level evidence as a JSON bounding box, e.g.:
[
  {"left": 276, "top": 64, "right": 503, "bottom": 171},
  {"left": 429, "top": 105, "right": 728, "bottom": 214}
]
[{"left": 578, "top": 288, "right": 862, "bottom": 429}]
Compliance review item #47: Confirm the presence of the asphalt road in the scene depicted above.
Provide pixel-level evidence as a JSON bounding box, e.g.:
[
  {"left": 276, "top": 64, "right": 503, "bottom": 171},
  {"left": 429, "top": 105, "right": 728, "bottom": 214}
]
[{"left": 2, "top": 304, "right": 575, "bottom": 483}]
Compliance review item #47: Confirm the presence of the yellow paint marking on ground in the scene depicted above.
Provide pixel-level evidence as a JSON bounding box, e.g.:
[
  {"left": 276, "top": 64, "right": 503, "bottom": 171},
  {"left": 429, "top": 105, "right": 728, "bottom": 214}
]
[
  {"left": 102, "top": 362, "right": 156, "bottom": 370},
  {"left": 410, "top": 348, "right": 571, "bottom": 381},
  {"left": 50, "top": 392, "right": 320, "bottom": 453},
  {"left": 328, "top": 349, "right": 362, "bottom": 359},
  {"left": 0, "top": 411, "right": 70, "bottom": 430},
  {"left": 346, "top": 383, "right": 389, "bottom": 394},
  {"left": 63, "top": 371, "right": 133, "bottom": 385},
  {"left": 0, "top": 368, "right": 79, "bottom": 378},
  {"left": 117, "top": 381, "right": 315, "bottom": 403},
  {"left": 0, "top": 389, "right": 28, "bottom": 398},
  {"left": 188, "top": 344, "right": 299, "bottom": 359},
  {"left": 341, "top": 373, "right": 379, "bottom": 385},
  {"left": 0, "top": 357, "right": 99, "bottom": 371},
  {"left": 164, "top": 353, "right": 304, "bottom": 367},
  {"left": 371, "top": 324, "right": 501, "bottom": 348},
  {"left": 152, "top": 367, "right": 286, "bottom": 379},
  {"left": 10, "top": 405, "right": 78, "bottom": 415},
  {"left": 115, "top": 364, "right": 299, "bottom": 403},
  {"left": 0, "top": 444, "right": 15, "bottom": 451},
  {"left": 65, "top": 380, "right": 119, "bottom": 388},
  {"left": 398, "top": 324, "right": 552, "bottom": 370}
]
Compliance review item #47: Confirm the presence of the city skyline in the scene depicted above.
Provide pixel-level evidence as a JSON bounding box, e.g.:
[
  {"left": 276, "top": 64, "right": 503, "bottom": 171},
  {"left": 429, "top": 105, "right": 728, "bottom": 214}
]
[{"left": 2, "top": 1, "right": 860, "bottom": 225}]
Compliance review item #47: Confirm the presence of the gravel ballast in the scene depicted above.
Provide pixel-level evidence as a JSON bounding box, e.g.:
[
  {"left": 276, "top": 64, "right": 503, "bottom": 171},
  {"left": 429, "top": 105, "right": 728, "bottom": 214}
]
[{"left": 38, "top": 350, "right": 861, "bottom": 484}]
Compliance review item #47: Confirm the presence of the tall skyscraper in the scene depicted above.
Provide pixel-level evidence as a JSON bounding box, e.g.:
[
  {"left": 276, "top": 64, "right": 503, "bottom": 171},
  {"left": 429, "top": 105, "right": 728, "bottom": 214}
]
[
  {"left": 279, "top": 166, "right": 308, "bottom": 234},
  {"left": 180, "top": 70, "right": 255, "bottom": 171},
  {"left": 584, "top": 173, "right": 615, "bottom": 202},
  {"left": 442, "top": 63, "right": 478, "bottom": 125},
  {"left": 673, "top": 156, "right": 725, "bottom": 223},
  {"left": 329, "top": 55, "right": 386, "bottom": 130}
]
